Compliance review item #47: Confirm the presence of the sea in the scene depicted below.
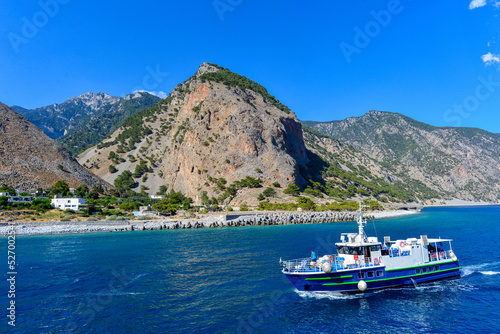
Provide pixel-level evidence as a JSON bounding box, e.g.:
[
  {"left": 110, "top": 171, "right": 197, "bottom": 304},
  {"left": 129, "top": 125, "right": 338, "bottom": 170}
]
[{"left": 2, "top": 205, "right": 500, "bottom": 333}]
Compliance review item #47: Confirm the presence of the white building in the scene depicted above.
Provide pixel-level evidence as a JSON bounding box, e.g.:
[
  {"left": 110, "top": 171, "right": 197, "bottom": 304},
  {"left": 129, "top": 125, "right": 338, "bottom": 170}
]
[
  {"left": 51, "top": 197, "right": 87, "bottom": 211},
  {"left": 150, "top": 195, "right": 165, "bottom": 200}
]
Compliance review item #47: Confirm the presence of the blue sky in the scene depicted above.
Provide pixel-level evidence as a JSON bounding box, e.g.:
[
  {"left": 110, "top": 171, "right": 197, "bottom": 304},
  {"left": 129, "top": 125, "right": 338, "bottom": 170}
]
[{"left": 1, "top": 0, "right": 499, "bottom": 132}]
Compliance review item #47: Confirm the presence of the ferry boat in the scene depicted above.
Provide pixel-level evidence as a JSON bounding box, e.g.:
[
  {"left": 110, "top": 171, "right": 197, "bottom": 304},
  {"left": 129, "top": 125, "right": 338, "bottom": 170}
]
[{"left": 281, "top": 206, "right": 461, "bottom": 293}]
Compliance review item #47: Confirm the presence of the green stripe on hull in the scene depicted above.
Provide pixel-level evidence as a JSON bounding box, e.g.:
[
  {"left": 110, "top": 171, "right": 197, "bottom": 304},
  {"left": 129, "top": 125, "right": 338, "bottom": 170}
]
[
  {"left": 306, "top": 275, "right": 353, "bottom": 280},
  {"left": 323, "top": 266, "right": 460, "bottom": 286}
]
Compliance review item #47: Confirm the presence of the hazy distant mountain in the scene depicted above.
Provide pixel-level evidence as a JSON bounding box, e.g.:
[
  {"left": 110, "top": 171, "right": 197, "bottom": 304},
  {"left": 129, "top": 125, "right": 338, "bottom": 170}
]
[
  {"left": 303, "top": 111, "right": 500, "bottom": 202},
  {"left": 0, "top": 102, "right": 110, "bottom": 190},
  {"left": 60, "top": 92, "right": 161, "bottom": 154},
  {"left": 12, "top": 92, "right": 160, "bottom": 154},
  {"left": 11, "top": 92, "right": 122, "bottom": 138}
]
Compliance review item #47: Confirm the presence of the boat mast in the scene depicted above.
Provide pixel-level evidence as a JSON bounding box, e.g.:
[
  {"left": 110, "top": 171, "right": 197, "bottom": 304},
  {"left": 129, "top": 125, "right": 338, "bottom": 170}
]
[{"left": 357, "top": 204, "right": 367, "bottom": 241}]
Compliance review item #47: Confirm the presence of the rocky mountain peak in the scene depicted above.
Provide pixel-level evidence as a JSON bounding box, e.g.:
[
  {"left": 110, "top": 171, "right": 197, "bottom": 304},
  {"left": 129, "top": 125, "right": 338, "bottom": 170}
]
[
  {"left": 125, "top": 91, "right": 149, "bottom": 100},
  {"left": 66, "top": 92, "right": 122, "bottom": 111},
  {"left": 195, "top": 62, "right": 222, "bottom": 77}
]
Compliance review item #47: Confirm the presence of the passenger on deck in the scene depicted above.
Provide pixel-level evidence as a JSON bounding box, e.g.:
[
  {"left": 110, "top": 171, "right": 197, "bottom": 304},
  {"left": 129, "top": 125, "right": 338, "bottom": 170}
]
[
  {"left": 311, "top": 251, "right": 317, "bottom": 262},
  {"left": 381, "top": 245, "right": 390, "bottom": 256},
  {"left": 428, "top": 245, "right": 435, "bottom": 261}
]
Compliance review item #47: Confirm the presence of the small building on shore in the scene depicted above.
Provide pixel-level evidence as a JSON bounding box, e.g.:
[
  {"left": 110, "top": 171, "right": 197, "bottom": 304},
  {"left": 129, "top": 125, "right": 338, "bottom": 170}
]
[
  {"left": 150, "top": 195, "right": 165, "bottom": 200},
  {"left": 51, "top": 196, "right": 87, "bottom": 211}
]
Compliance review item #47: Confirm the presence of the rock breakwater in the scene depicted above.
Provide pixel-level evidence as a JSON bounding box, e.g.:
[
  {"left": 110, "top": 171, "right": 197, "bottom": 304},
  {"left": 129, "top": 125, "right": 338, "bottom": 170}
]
[{"left": 0, "top": 211, "right": 379, "bottom": 236}]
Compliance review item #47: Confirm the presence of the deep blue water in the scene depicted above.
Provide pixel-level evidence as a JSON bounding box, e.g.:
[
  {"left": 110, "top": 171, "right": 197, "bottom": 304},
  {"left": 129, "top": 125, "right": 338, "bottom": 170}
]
[{"left": 2, "top": 206, "right": 500, "bottom": 333}]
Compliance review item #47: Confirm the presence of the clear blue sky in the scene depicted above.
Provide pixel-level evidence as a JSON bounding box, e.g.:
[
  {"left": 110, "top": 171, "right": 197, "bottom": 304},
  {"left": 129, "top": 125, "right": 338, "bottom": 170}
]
[{"left": 1, "top": 0, "right": 499, "bottom": 132}]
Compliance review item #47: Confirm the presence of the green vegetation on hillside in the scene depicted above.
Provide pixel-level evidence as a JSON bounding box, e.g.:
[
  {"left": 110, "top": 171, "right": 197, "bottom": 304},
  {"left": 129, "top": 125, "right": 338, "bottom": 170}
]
[
  {"left": 97, "top": 96, "right": 173, "bottom": 152},
  {"left": 301, "top": 126, "right": 441, "bottom": 202},
  {"left": 257, "top": 198, "right": 382, "bottom": 212},
  {"left": 199, "top": 64, "right": 291, "bottom": 114},
  {"left": 61, "top": 94, "right": 160, "bottom": 155}
]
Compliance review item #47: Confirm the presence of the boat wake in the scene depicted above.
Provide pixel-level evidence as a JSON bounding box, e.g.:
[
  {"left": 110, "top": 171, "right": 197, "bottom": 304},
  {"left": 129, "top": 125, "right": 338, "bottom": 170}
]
[
  {"left": 461, "top": 262, "right": 500, "bottom": 277},
  {"left": 94, "top": 291, "right": 146, "bottom": 296},
  {"left": 294, "top": 288, "right": 368, "bottom": 300}
]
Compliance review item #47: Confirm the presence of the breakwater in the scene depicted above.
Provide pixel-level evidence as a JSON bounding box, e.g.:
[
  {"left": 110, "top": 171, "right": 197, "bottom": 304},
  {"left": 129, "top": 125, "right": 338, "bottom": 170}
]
[{"left": 0, "top": 211, "right": 375, "bottom": 236}]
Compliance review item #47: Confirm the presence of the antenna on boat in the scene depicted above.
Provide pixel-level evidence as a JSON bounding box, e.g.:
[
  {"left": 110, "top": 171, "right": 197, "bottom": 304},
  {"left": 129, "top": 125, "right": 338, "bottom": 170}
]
[{"left": 357, "top": 202, "right": 368, "bottom": 241}]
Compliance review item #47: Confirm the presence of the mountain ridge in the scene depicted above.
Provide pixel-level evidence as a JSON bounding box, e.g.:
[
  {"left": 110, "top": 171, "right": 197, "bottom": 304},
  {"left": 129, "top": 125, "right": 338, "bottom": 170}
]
[
  {"left": 8, "top": 64, "right": 500, "bottom": 204},
  {"left": 76, "top": 64, "right": 452, "bottom": 205},
  {"left": 12, "top": 92, "right": 160, "bottom": 153},
  {"left": 303, "top": 110, "right": 500, "bottom": 202}
]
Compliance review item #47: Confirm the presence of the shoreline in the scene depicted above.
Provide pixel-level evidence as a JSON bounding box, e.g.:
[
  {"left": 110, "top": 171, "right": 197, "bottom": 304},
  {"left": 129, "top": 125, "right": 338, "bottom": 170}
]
[
  {"left": 423, "top": 199, "right": 499, "bottom": 207},
  {"left": 0, "top": 209, "right": 418, "bottom": 236}
]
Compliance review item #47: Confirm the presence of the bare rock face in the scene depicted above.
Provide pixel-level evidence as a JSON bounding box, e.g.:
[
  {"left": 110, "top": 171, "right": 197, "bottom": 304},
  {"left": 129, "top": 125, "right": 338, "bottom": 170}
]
[
  {"left": 79, "top": 63, "right": 308, "bottom": 205},
  {"left": 0, "top": 102, "right": 110, "bottom": 190}
]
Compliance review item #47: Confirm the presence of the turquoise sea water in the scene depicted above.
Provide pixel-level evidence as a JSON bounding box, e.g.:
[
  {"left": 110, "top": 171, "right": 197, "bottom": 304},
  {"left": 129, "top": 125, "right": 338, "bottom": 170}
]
[{"left": 2, "top": 206, "right": 500, "bottom": 333}]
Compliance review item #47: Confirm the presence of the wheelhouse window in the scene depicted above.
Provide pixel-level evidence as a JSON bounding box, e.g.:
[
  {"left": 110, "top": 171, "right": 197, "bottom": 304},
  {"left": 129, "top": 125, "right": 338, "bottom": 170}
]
[
  {"left": 370, "top": 245, "right": 381, "bottom": 251},
  {"left": 337, "top": 246, "right": 365, "bottom": 255}
]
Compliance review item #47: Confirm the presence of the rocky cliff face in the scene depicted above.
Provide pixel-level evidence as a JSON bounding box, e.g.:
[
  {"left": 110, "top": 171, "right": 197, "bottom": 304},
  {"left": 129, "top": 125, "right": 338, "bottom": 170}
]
[
  {"left": 79, "top": 63, "right": 309, "bottom": 205},
  {"left": 303, "top": 111, "right": 500, "bottom": 202},
  {"left": 0, "top": 102, "right": 110, "bottom": 190}
]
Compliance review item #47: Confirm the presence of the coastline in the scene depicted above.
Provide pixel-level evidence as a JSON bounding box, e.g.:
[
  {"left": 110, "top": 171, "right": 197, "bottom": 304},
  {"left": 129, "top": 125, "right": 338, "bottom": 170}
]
[
  {"left": 0, "top": 209, "right": 418, "bottom": 236},
  {"left": 423, "top": 199, "right": 498, "bottom": 207}
]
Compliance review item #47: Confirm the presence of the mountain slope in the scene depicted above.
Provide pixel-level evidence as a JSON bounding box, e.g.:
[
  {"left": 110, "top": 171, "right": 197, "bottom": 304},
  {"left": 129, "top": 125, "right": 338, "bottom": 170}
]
[
  {"left": 301, "top": 126, "right": 442, "bottom": 202},
  {"left": 78, "top": 63, "right": 309, "bottom": 205},
  {"left": 60, "top": 92, "right": 161, "bottom": 154},
  {"left": 303, "top": 111, "right": 500, "bottom": 202},
  {"left": 0, "top": 102, "right": 110, "bottom": 190},
  {"left": 12, "top": 92, "right": 160, "bottom": 147},
  {"left": 12, "top": 92, "right": 121, "bottom": 138}
]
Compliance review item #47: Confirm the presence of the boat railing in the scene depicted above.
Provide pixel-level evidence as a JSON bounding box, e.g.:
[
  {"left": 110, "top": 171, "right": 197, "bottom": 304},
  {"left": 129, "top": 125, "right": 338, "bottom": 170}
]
[
  {"left": 282, "top": 255, "right": 383, "bottom": 273},
  {"left": 282, "top": 258, "right": 319, "bottom": 273},
  {"left": 428, "top": 250, "right": 450, "bottom": 262}
]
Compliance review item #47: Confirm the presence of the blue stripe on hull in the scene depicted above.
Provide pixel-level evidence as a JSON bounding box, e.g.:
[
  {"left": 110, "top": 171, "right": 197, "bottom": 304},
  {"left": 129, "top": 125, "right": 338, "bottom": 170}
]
[{"left": 285, "top": 261, "right": 460, "bottom": 293}]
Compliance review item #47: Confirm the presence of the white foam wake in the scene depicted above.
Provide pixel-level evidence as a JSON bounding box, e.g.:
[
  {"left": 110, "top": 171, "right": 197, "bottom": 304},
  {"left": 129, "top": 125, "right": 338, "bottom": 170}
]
[
  {"left": 480, "top": 271, "right": 500, "bottom": 276},
  {"left": 461, "top": 261, "right": 500, "bottom": 277},
  {"left": 294, "top": 289, "right": 365, "bottom": 300}
]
